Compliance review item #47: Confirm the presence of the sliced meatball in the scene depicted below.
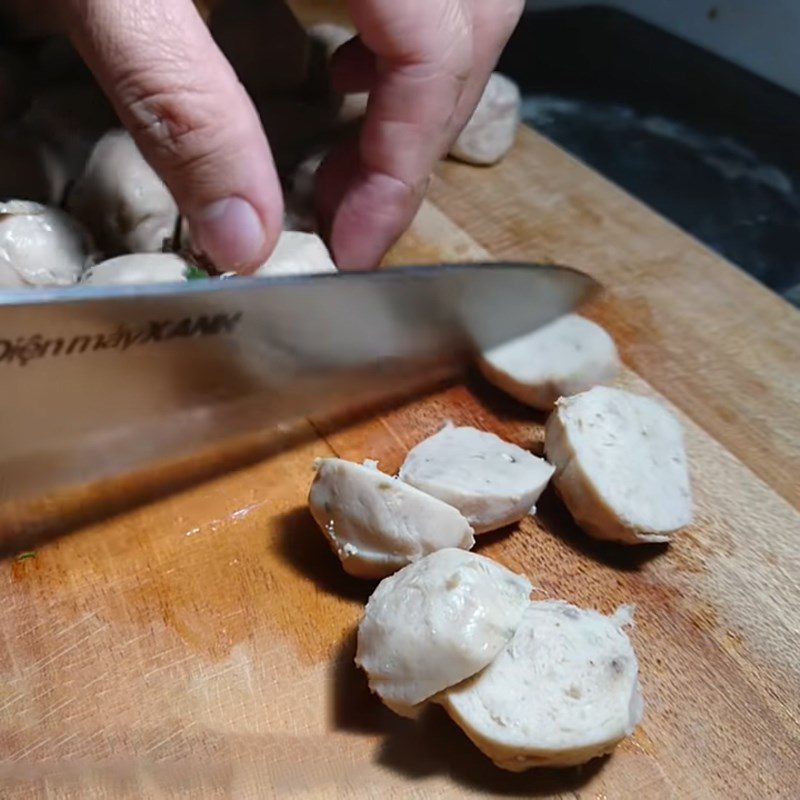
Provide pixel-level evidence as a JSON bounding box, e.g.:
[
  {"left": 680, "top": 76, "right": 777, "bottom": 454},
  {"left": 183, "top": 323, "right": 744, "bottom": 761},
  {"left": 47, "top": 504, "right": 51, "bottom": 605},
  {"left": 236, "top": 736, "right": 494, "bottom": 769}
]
[
  {"left": 545, "top": 386, "right": 692, "bottom": 544},
  {"left": 440, "top": 601, "right": 643, "bottom": 770},
  {"left": 68, "top": 130, "right": 178, "bottom": 255},
  {"left": 308, "top": 458, "right": 474, "bottom": 579},
  {"left": 449, "top": 73, "right": 520, "bottom": 166},
  {"left": 478, "top": 314, "right": 620, "bottom": 411},
  {"left": 81, "top": 253, "right": 192, "bottom": 286},
  {"left": 356, "top": 549, "right": 532, "bottom": 716},
  {"left": 0, "top": 200, "right": 90, "bottom": 287},
  {"left": 399, "top": 424, "right": 554, "bottom": 533},
  {"left": 255, "top": 230, "right": 336, "bottom": 276}
]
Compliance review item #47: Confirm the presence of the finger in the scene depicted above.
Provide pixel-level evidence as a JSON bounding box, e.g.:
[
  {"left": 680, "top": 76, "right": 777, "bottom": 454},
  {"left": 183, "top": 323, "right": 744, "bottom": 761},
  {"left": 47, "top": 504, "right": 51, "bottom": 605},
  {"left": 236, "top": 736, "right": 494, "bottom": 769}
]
[
  {"left": 329, "top": 37, "right": 377, "bottom": 94},
  {"left": 448, "top": 0, "right": 523, "bottom": 147},
  {"left": 59, "top": 0, "right": 282, "bottom": 273},
  {"left": 320, "top": 0, "right": 472, "bottom": 268}
]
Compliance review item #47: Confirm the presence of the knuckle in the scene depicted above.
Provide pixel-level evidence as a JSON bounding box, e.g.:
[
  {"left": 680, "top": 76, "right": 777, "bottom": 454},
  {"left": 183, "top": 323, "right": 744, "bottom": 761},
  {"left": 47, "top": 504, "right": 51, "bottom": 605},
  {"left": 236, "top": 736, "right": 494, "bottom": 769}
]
[
  {"left": 117, "top": 74, "right": 227, "bottom": 172},
  {"left": 128, "top": 95, "right": 211, "bottom": 168}
]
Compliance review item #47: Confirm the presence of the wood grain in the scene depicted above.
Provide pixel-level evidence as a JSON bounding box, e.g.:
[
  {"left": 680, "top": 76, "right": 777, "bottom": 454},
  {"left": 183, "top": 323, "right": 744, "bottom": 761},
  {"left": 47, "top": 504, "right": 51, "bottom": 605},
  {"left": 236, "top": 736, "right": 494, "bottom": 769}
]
[
  {"left": 429, "top": 126, "right": 800, "bottom": 510},
  {"left": 1, "top": 103, "right": 799, "bottom": 800}
]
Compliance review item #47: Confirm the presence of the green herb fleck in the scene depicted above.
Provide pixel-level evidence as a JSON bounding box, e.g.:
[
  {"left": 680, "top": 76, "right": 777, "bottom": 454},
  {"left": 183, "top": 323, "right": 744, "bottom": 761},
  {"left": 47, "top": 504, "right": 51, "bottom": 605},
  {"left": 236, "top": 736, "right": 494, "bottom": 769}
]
[
  {"left": 185, "top": 265, "right": 208, "bottom": 280},
  {"left": 15, "top": 551, "right": 35, "bottom": 561}
]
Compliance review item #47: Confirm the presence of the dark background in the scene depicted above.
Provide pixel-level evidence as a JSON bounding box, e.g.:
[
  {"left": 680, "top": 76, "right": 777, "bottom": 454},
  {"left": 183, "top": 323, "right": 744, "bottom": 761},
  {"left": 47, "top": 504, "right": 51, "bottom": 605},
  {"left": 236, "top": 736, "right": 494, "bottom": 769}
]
[{"left": 499, "top": 7, "right": 800, "bottom": 307}]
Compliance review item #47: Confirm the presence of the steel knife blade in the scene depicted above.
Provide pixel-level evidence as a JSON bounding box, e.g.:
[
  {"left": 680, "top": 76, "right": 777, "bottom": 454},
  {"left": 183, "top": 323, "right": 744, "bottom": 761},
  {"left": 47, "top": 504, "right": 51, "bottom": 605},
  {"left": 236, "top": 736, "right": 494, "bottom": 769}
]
[{"left": 0, "top": 262, "right": 598, "bottom": 512}]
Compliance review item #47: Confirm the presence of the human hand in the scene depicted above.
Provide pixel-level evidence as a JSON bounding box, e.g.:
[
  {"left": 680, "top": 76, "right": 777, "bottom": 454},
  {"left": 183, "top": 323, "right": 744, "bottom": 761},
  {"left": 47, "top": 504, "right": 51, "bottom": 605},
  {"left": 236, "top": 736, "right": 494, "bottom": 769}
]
[
  {"left": 318, "top": 0, "right": 523, "bottom": 268},
  {"left": 55, "top": 0, "right": 284, "bottom": 273},
  {"left": 51, "top": 0, "right": 522, "bottom": 272}
]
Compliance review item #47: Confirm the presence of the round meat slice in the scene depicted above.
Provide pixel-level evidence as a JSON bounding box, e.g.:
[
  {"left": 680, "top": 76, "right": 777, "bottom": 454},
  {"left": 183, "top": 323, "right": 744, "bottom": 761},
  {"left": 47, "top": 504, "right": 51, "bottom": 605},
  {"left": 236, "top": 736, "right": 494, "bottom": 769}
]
[
  {"left": 449, "top": 73, "right": 520, "bottom": 166},
  {"left": 68, "top": 129, "right": 178, "bottom": 255},
  {"left": 255, "top": 231, "right": 336, "bottom": 276},
  {"left": 478, "top": 315, "right": 620, "bottom": 411},
  {"left": 0, "top": 200, "right": 90, "bottom": 287},
  {"left": 356, "top": 549, "right": 532, "bottom": 717},
  {"left": 545, "top": 386, "right": 692, "bottom": 544},
  {"left": 81, "top": 253, "right": 191, "bottom": 286},
  {"left": 308, "top": 458, "right": 474, "bottom": 579},
  {"left": 440, "top": 601, "right": 643, "bottom": 771},
  {"left": 399, "top": 424, "right": 554, "bottom": 533}
]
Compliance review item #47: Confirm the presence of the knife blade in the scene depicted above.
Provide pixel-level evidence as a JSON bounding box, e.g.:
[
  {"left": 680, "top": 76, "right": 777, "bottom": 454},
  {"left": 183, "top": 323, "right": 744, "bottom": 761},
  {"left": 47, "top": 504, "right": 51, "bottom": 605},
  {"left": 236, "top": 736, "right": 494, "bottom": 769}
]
[{"left": 0, "top": 262, "right": 597, "bottom": 511}]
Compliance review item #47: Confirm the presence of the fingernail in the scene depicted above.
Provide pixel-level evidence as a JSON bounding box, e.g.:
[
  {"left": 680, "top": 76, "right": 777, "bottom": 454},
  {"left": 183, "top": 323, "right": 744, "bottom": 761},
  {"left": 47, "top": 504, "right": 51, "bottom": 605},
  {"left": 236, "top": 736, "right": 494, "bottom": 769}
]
[{"left": 190, "top": 197, "right": 266, "bottom": 270}]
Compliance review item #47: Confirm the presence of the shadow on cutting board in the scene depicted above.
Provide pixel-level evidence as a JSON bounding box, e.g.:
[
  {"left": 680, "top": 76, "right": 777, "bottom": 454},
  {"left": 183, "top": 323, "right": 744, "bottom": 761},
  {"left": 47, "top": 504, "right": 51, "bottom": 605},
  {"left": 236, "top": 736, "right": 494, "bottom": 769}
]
[
  {"left": 330, "top": 627, "right": 408, "bottom": 735},
  {"left": 536, "top": 488, "right": 670, "bottom": 571},
  {"left": 464, "top": 369, "right": 551, "bottom": 433},
  {"left": 378, "top": 709, "right": 608, "bottom": 795},
  {"left": 329, "top": 626, "right": 608, "bottom": 793},
  {"left": 274, "top": 506, "right": 374, "bottom": 603}
]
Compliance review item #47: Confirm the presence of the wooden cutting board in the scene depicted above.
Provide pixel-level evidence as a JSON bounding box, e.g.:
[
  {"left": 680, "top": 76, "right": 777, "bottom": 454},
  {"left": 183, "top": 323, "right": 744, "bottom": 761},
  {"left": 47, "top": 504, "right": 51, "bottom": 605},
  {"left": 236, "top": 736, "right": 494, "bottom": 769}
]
[{"left": 1, "top": 126, "right": 799, "bottom": 799}]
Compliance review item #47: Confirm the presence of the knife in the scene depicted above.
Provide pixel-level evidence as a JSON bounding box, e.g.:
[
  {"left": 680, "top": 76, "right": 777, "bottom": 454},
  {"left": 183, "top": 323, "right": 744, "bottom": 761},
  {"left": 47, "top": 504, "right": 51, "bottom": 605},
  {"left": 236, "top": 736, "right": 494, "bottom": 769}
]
[{"left": 0, "top": 262, "right": 597, "bottom": 518}]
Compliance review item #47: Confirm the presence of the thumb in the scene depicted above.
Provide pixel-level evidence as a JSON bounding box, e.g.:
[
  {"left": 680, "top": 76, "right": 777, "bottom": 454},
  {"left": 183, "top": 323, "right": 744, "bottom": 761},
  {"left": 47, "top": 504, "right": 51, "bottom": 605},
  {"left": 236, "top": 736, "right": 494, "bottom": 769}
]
[{"left": 60, "top": 0, "right": 283, "bottom": 272}]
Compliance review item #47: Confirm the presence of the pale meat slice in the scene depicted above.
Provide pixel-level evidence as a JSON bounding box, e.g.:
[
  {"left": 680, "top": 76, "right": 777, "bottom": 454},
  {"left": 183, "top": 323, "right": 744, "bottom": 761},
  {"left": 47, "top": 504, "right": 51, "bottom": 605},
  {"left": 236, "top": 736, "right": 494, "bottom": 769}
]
[
  {"left": 0, "top": 200, "right": 89, "bottom": 287},
  {"left": 478, "top": 314, "right": 620, "bottom": 411},
  {"left": 68, "top": 130, "right": 178, "bottom": 255},
  {"left": 449, "top": 73, "right": 520, "bottom": 166},
  {"left": 440, "top": 601, "right": 643, "bottom": 771},
  {"left": 545, "top": 386, "right": 692, "bottom": 544},
  {"left": 356, "top": 549, "right": 532, "bottom": 717},
  {"left": 81, "top": 253, "right": 191, "bottom": 285},
  {"left": 399, "top": 424, "right": 554, "bottom": 533},
  {"left": 255, "top": 231, "right": 336, "bottom": 276},
  {"left": 308, "top": 459, "right": 474, "bottom": 579}
]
